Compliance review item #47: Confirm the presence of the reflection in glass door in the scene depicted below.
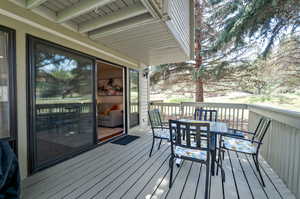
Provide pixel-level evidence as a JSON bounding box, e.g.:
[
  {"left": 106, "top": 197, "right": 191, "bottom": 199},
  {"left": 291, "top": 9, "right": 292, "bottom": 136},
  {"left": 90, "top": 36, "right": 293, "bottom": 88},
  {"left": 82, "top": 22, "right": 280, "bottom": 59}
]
[
  {"left": 28, "top": 36, "right": 96, "bottom": 173},
  {"left": 129, "top": 69, "right": 139, "bottom": 128},
  {"left": 0, "top": 26, "right": 17, "bottom": 150}
]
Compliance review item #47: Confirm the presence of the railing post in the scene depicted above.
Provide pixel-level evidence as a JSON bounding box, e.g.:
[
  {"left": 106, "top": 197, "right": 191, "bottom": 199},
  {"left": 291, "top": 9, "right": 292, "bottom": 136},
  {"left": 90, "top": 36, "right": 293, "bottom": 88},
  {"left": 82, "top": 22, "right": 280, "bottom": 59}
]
[{"left": 180, "top": 102, "right": 184, "bottom": 118}]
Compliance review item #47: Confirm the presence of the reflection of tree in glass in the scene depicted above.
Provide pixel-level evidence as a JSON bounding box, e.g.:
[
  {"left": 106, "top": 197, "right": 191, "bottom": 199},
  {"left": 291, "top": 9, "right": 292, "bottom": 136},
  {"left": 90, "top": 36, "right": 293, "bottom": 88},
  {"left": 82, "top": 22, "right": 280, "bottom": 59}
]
[
  {"left": 35, "top": 43, "right": 92, "bottom": 100},
  {"left": 130, "top": 70, "right": 139, "bottom": 103}
]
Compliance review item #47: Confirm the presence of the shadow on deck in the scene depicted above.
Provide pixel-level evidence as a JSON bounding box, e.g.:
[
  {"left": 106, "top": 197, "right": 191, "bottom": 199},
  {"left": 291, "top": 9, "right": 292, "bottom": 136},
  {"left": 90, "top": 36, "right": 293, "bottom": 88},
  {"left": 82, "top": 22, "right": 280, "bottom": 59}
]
[{"left": 21, "top": 130, "right": 295, "bottom": 199}]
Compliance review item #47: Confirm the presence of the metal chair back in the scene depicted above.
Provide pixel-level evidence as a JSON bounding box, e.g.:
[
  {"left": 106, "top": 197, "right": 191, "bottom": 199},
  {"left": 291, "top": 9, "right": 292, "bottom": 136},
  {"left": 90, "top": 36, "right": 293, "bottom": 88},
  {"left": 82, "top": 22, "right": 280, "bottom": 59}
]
[
  {"left": 252, "top": 118, "right": 271, "bottom": 153},
  {"left": 194, "top": 108, "right": 218, "bottom": 122},
  {"left": 148, "top": 109, "right": 163, "bottom": 129},
  {"left": 169, "top": 120, "right": 211, "bottom": 163}
]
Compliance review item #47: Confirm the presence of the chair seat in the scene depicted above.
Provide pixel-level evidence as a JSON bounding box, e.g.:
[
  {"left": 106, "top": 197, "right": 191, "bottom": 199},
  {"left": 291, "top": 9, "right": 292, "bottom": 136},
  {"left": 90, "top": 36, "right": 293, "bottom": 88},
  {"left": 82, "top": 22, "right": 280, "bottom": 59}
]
[
  {"left": 154, "top": 129, "right": 170, "bottom": 139},
  {"left": 223, "top": 137, "right": 257, "bottom": 154},
  {"left": 175, "top": 146, "right": 207, "bottom": 160}
]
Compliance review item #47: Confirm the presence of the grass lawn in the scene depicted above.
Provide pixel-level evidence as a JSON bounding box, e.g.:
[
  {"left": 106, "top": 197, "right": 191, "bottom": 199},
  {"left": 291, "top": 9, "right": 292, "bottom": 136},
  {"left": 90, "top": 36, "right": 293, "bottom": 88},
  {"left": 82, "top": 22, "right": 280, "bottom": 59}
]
[{"left": 160, "top": 93, "right": 300, "bottom": 112}]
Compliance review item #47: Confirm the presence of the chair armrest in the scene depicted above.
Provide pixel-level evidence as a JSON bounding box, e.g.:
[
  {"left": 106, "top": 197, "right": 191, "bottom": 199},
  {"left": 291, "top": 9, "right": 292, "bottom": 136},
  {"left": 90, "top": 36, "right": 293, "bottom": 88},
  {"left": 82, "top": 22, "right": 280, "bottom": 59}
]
[{"left": 229, "top": 128, "right": 255, "bottom": 135}]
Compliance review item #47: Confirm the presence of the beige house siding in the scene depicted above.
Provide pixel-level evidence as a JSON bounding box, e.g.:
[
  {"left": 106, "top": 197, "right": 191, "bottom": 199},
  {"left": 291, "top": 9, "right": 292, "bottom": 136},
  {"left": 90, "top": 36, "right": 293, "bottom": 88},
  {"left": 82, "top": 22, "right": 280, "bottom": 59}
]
[
  {"left": 166, "top": 0, "right": 192, "bottom": 59},
  {"left": 139, "top": 67, "right": 149, "bottom": 128}
]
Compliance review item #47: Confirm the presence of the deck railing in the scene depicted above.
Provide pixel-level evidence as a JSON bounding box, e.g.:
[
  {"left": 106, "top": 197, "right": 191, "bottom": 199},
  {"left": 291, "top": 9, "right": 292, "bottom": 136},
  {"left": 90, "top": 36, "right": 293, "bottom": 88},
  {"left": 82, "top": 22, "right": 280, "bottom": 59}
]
[
  {"left": 149, "top": 102, "right": 249, "bottom": 130},
  {"left": 149, "top": 101, "right": 299, "bottom": 198},
  {"left": 248, "top": 105, "right": 300, "bottom": 198},
  {"left": 36, "top": 103, "right": 92, "bottom": 114}
]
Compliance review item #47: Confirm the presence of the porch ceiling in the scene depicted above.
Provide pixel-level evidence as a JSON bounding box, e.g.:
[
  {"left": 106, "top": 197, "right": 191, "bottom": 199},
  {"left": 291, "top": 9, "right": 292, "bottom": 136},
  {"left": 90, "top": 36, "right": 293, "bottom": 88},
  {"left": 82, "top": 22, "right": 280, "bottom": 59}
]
[{"left": 11, "top": 0, "right": 188, "bottom": 66}]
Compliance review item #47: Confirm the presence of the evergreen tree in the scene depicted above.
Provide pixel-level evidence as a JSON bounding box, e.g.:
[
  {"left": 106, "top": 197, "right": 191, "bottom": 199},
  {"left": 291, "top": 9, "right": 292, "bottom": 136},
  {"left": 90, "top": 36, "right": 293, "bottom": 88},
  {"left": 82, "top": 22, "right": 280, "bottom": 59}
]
[{"left": 208, "top": 0, "right": 300, "bottom": 57}]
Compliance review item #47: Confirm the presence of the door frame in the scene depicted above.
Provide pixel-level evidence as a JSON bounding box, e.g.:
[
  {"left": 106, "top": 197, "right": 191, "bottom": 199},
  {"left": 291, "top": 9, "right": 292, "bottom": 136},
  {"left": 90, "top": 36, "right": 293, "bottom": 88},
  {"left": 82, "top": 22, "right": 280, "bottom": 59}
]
[
  {"left": 95, "top": 60, "right": 128, "bottom": 141},
  {"left": 26, "top": 35, "right": 98, "bottom": 174},
  {"left": 0, "top": 25, "right": 18, "bottom": 152},
  {"left": 26, "top": 35, "right": 129, "bottom": 174}
]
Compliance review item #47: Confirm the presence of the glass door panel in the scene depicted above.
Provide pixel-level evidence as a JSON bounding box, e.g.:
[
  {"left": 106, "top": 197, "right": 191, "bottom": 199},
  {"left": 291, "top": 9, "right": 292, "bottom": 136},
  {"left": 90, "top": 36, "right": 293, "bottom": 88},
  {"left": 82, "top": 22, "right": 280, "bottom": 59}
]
[
  {"left": 129, "top": 69, "right": 139, "bottom": 128},
  {"left": 28, "top": 36, "right": 96, "bottom": 172},
  {"left": 0, "top": 26, "right": 16, "bottom": 149},
  {"left": 0, "top": 30, "right": 10, "bottom": 139}
]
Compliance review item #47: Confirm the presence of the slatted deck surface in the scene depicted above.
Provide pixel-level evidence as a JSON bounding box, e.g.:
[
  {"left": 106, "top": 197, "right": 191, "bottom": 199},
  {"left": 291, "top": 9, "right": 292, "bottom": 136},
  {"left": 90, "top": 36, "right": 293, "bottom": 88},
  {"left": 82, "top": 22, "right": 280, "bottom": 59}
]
[{"left": 22, "top": 131, "right": 296, "bottom": 199}]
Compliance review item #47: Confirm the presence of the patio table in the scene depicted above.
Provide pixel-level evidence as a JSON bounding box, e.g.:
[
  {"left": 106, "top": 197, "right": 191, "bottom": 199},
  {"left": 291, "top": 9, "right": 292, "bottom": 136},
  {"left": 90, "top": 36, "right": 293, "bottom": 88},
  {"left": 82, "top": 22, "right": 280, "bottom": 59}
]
[{"left": 172, "top": 119, "right": 229, "bottom": 175}]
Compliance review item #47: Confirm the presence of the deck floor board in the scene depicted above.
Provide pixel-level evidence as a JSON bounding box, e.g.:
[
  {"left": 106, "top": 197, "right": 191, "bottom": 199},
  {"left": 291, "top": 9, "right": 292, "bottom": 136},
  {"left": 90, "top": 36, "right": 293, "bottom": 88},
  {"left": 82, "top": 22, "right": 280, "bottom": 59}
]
[{"left": 22, "top": 131, "right": 296, "bottom": 199}]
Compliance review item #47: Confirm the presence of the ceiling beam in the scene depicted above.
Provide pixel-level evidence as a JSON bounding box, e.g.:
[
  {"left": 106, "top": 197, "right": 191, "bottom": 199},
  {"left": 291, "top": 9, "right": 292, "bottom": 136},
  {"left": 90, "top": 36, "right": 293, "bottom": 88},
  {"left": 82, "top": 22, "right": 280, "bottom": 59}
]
[
  {"left": 56, "top": 0, "right": 115, "bottom": 23},
  {"left": 26, "top": 0, "right": 48, "bottom": 9},
  {"left": 89, "top": 14, "right": 156, "bottom": 40},
  {"left": 79, "top": 3, "right": 148, "bottom": 33}
]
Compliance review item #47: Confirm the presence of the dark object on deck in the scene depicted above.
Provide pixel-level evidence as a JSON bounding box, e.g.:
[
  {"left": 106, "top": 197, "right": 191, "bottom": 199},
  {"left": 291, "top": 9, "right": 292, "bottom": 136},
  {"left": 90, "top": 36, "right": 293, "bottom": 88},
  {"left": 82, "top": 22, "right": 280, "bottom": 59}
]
[
  {"left": 0, "top": 140, "right": 20, "bottom": 199},
  {"left": 194, "top": 108, "right": 218, "bottom": 121},
  {"left": 111, "top": 135, "right": 140, "bottom": 145}
]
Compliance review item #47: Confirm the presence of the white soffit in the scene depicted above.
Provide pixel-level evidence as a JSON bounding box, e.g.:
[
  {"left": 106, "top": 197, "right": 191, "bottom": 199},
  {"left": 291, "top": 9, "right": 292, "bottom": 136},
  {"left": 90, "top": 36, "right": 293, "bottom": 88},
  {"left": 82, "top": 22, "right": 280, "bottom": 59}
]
[{"left": 8, "top": 0, "right": 190, "bottom": 66}]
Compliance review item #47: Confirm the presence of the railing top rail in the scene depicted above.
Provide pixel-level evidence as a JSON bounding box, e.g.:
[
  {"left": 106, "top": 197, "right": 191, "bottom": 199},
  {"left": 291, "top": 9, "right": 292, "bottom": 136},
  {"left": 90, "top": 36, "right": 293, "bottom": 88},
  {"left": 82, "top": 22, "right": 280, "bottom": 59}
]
[
  {"left": 149, "top": 102, "right": 181, "bottom": 106},
  {"left": 249, "top": 104, "right": 300, "bottom": 117},
  {"left": 181, "top": 102, "right": 249, "bottom": 109},
  {"left": 249, "top": 104, "right": 300, "bottom": 129}
]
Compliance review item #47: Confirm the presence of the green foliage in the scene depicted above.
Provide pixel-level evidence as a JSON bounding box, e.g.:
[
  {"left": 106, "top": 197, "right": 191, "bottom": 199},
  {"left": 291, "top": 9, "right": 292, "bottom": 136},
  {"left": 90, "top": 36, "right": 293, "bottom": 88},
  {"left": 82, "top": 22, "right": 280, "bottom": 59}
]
[{"left": 208, "top": 0, "right": 300, "bottom": 57}]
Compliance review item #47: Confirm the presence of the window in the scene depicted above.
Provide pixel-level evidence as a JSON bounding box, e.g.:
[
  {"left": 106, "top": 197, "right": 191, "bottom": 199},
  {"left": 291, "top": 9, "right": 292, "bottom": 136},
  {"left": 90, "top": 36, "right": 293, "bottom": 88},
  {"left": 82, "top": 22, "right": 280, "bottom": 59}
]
[
  {"left": 129, "top": 69, "right": 140, "bottom": 127},
  {"left": 27, "top": 36, "right": 96, "bottom": 172},
  {"left": 0, "top": 25, "right": 17, "bottom": 143}
]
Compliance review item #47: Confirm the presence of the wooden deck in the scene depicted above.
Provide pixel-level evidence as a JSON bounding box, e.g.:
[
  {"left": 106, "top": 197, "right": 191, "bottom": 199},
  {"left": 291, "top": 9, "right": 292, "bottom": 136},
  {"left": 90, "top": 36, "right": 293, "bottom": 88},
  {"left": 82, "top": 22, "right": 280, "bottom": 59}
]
[{"left": 21, "top": 130, "right": 296, "bottom": 199}]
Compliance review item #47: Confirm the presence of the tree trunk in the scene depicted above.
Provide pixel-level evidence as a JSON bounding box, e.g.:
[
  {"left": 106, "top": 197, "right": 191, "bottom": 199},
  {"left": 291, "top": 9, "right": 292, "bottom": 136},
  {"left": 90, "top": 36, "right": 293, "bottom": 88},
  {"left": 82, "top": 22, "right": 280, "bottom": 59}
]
[{"left": 195, "top": 0, "right": 204, "bottom": 102}]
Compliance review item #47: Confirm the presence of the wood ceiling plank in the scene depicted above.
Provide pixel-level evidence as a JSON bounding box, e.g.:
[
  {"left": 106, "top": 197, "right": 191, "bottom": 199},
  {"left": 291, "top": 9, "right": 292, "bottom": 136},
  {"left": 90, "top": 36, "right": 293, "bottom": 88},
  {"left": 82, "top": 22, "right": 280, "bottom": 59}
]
[
  {"left": 26, "top": 0, "right": 48, "bottom": 9},
  {"left": 79, "top": 2, "right": 148, "bottom": 33},
  {"left": 56, "top": 0, "right": 116, "bottom": 23}
]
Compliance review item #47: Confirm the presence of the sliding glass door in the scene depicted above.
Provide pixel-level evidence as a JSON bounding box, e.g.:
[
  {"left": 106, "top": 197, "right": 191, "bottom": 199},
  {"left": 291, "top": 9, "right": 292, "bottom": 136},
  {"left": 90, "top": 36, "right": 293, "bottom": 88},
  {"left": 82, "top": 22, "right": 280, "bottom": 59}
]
[
  {"left": 0, "top": 26, "right": 17, "bottom": 150},
  {"left": 129, "top": 69, "right": 139, "bottom": 128},
  {"left": 27, "top": 36, "right": 96, "bottom": 173}
]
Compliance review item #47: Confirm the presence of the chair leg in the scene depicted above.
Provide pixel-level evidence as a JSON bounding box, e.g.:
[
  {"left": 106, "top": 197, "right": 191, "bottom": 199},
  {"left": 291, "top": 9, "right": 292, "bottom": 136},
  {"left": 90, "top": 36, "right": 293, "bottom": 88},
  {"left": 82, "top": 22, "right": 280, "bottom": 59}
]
[
  {"left": 204, "top": 162, "right": 211, "bottom": 199},
  {"left": 216, "top": 148, "right": 221, "bottom": 175},
  {"left": 221, "top": 146, "right": 225, "bottom": 160},
  {"left": 149, "top": 138, "right": 155, "bottom": 157},
  {"left": 253, "top": 155, "right": 265, "bottom": 187},
  {"left": 169, "top": 156, "right": 174, "bottom": 188},
  {"left": 217, "top": 137, "right": 223, "bottom": 175},
  {"left": 158, "top": 138, "right": 162, "bottom": 150},
  {"left": 221, "top": 175, "right": 225, "bottom": 199}
]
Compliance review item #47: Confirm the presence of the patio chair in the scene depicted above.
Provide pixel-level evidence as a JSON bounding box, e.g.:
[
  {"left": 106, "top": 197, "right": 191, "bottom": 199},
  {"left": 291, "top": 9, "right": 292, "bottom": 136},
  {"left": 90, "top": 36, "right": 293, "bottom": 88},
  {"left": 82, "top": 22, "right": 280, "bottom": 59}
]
[
  {"left": 169, "top": 120, "right": 225, "bottom": 199},
  {"left": 194, "top": 108, "right": 218, "bottom": 121},
  {"left": 217, "top": 117, "right": 271, "bottom": 187},
  {"left": 148, "top": 109, "right": 170, "bottom": 157},
  {"left": 193, "top": 108, "right": 218, "bottom": 145}
]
